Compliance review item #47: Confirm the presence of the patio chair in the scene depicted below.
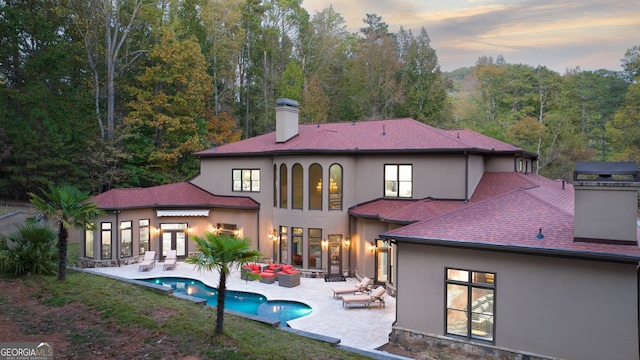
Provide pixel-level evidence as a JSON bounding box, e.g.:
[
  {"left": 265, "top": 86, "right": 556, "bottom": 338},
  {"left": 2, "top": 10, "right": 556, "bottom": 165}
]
[
  {"left": 331, "top": 277, "right": 371, "bottom": 298},
  {"left": 342, "top": 286, "right": 386, "bottom": 308},
  {"left": 163, "top": 250, "right": 177, "bottom": 270},
  {"left": 138, "top": 251, "right": 156, "bottom": 272},
  {"left": 278, "top": 268, "right": 301, "bottom": 287}
]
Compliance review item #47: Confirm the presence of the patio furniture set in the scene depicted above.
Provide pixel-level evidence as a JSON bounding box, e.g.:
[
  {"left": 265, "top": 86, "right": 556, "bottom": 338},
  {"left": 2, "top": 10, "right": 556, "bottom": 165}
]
[{"left": 241, "top": 263, "right": 301, "bottom": 287}]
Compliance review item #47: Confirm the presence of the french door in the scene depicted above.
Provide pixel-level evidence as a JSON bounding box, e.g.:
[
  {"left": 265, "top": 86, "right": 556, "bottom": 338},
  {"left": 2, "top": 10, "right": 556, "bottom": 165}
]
[
  {"left": 328, "top": 234, "right": 342, "bottom": 276},
  {"left": 160, "top": 223, "right": 187, "bottom": 259}
]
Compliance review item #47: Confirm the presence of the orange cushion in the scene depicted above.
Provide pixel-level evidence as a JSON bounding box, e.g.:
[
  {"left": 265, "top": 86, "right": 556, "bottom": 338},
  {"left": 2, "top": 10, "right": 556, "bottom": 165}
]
[{"left": 260, "top": 272, "right": 275, "bottom": 278}]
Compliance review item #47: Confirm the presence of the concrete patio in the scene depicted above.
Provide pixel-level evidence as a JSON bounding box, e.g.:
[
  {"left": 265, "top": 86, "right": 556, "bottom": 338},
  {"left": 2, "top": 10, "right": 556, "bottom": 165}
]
[{"left": 84, "top": 260, "right": 398, "bottom": 356}]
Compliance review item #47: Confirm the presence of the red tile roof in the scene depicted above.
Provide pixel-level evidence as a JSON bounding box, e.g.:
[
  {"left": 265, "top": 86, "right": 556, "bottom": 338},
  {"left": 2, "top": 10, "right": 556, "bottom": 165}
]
[
  {"left": 352, "top": 173, "right": 640, "bottom": 262},
  {"left": 195, "top": 118, "right": 530, "bottom": 156},
  {"left": 91, "top": 182, "right": 259, "bottom": 210}
]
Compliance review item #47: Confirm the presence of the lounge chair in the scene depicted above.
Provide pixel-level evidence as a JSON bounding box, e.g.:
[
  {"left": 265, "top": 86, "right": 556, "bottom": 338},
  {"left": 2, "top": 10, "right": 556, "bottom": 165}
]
[
  {"left": 138, "top": 251, "right": 156, "bottom": 272},
  {"left": 163, "top": 250, "right": 177, "bottom": 270},
  {"left": 331, "top": 277, "right": 371, "bottom": 298},
  {"left": 342, "top": 286, "right": 386, "bottom": 308}
]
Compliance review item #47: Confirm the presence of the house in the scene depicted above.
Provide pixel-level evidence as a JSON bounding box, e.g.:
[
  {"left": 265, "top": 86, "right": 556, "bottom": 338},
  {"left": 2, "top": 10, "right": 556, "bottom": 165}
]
[
  {"left": 81, "top": 99, "right": 640, "bottom": 359},
  {"left": 380, "top": 162, "right": 640, "bottom": 360}
]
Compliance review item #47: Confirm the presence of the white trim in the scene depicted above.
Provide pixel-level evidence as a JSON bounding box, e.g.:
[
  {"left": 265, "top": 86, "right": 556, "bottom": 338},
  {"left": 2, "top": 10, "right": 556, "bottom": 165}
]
[{"left": 156, "top": 209, "right": 210, "bottom": 217}]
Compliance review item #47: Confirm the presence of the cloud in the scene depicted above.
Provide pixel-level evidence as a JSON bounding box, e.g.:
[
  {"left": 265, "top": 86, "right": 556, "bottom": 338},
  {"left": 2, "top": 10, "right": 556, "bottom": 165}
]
[{"left": 302, "top": 0, "right": 640, "bottom": 71}]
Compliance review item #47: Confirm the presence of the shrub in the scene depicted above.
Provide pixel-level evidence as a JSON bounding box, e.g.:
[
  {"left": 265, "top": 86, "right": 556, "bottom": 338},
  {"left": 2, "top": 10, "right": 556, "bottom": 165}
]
[{"left": 0, "top": 224, "right": 58, "bottom": 275}]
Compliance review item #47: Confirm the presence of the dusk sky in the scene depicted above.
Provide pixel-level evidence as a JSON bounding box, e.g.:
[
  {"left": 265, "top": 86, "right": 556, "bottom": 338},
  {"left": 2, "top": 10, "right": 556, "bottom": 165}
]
[{"left": 301, "top": 0, "right": 639, "bottom": 73}]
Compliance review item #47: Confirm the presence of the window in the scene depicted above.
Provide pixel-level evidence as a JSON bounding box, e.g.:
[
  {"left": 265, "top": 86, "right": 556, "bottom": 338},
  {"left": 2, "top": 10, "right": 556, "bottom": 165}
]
[
  {"left": 329, "top": 164, "right": 342, "bottom": 210},
  {"left": 292, "top": 164, "right": 303, "bottom": 209},
  {"left": 308, "top": 228, "right": 322, "bottom": 270},
  {"left": 385, "top": 164, "right": 412, "bottom": 198},
  {"left": 139, "top": 219, "right": 150, "bottom": 255},
  {"left": 120, "top": 221, "right": 132, "bottom": 257},
  {"left": 292, "top": 227, "right": 303, "bottom": 267},
  {"left": 233, "top": 169, "right": 260, "bottom": 192},
  {"left": 280, "top": 164, "right": 288, "bottom": 208},
  {"left": 85, "top": 227, "right": 94, "bottom": 258},
  {"left": 101, "top": 222, "right": 112, "bottom": 259},
  {"left": 279, "top": 226, "right": 288, "bottom": 264},
  {"left": 309, "top": 164, "right": 322, "bottom": 210},
  {"left": 273, "top": 164, "right": 278, "bottom": 207},
  {"left": 446, "top": 268, "right": 495, "bottom": 342}
]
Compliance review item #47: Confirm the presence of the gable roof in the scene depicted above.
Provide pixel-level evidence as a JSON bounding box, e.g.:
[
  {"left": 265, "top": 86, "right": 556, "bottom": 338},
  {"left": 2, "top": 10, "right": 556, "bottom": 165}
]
[
  {"left": 352, "top": 172, "right": 640, "bottom": 263},
  {"left": 195, "top": 118, "right": 535, "bottom": 157},
  {"left": 91, "top": 182, "right": 260, "bottom": 210}
]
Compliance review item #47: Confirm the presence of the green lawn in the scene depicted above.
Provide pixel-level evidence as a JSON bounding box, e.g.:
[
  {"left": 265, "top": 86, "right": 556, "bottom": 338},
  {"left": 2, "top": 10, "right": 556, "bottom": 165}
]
[{"left": 0, "top": 271, "right": 371, "bottom": 359}]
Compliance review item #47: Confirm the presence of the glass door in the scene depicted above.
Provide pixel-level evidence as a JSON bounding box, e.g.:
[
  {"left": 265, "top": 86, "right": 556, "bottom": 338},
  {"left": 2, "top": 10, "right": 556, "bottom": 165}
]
[
  {"left": 160, "top": 223, "right": 187, "bottom": 259},
  {"left": 375, "top": 239, "right": 390, "bottom": 285},
  {"left": 328, "top": 234, "right": 342, "bottom": 276}
]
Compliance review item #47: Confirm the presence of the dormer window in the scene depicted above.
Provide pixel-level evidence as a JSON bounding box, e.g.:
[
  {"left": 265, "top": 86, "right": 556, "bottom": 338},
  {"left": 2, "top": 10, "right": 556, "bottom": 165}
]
[{"left": 385, "top": 164, "right": 412, "bottom": 198}]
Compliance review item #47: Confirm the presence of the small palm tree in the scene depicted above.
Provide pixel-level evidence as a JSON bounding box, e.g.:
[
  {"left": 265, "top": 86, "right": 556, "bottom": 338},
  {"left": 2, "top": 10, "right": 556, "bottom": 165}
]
[
  {"left": 185, "top": 232, "right": 262, "bottom": 335},
  {"left": 0, "top": 223, "right": 58, "bottom": 275},
  {"left": 30, "top": 184, "right": 103, "bottom": 280}
]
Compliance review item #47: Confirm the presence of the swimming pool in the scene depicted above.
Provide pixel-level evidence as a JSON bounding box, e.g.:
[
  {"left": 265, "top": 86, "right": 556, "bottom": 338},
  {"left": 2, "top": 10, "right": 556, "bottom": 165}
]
[{"left": 140, "top": 277, "right": 312, "bottom": 325}]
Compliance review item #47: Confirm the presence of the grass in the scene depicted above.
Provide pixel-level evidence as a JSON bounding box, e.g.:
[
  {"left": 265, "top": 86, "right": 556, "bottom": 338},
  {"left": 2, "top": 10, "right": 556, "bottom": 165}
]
[{"left": 0, "top": 270, "right": 371, "bottom": 359}]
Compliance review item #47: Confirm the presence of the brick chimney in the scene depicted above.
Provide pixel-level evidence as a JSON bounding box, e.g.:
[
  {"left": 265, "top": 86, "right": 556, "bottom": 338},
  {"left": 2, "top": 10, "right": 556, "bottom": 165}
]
[
  {"left": 275, "top": 98, "right": 299, "bottom": 143},
  {"left": 573, "top": 162, "right": 640, "bottom": 245}
]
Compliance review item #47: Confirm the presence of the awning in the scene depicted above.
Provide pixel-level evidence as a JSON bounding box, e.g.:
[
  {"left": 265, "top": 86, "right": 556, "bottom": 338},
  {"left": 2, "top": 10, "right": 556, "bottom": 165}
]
[{"left": 156, "top": 209, "right": 210, "bottom": 217}]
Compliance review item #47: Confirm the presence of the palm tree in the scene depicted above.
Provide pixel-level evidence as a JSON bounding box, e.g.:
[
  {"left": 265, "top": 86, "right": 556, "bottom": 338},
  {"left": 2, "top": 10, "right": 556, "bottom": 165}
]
[
  {"left": 185, "top": 232, "right": 262, "bottom": 335},
  {"left": 30, "top": 184, "right": 103, "bottom": 280}
]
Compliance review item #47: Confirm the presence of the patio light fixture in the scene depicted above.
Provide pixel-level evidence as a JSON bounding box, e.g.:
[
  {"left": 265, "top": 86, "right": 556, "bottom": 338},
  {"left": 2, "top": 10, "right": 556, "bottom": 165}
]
[
  {"left": 321, "top": 239, "right": 328, "bottom": 249},
  {"left": 344, "top": 238, "right": 351, "bottom": 248},
  {"left": 369, "top": 242, "right": 376, "bottom": 253}
]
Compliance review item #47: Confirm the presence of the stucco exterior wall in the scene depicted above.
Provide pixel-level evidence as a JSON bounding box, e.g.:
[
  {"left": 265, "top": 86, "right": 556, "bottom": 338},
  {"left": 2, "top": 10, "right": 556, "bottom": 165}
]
[
  {"left": 467, "top": 155, "right": 484, "bottom": 199},
  {"left": 485, "top": 156, "right": 516, "bottom": 172},
  {"left": 574, "top": 185, "right": 639, "bottom": 242},
  {"left": 354, "top": 155, "right": 467, "bottom": 200},
  {"left": 350, "top": 218, "right": 390, "bottom": 280},
  {"left": 81, "top": 207, "right": 258, "bottom": 263},
  {"left": 395, "top": 243, "right": 639, "bottom": 360}
]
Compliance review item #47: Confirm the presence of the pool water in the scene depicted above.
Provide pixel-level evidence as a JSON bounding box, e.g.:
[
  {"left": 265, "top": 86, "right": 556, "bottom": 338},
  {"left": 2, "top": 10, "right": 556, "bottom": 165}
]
[{"left": 140, "top": 277, "right": 312, "bottom": 325}]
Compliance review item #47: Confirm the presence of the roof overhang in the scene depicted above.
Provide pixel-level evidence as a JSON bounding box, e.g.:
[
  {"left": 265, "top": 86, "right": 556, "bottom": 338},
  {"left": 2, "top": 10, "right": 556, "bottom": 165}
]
[
  {"left": 156, "top": 209, "right": 210, "bottom": 217},
  {"left": 383, "top": 234, "right": 640, "bottom": 265}
]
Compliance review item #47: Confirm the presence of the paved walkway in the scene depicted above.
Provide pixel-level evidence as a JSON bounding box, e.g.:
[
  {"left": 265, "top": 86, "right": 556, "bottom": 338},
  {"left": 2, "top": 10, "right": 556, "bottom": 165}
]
[{"left": 84, "top": 261, "right": 397, "bottom": 353}]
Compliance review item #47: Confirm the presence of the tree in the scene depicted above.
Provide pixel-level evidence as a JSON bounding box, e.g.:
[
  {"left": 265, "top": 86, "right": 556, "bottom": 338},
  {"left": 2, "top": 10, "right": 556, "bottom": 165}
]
[
  {"left": 185, "top": 233, "right": 262, "bottom": 335},
  {"left": 396, "top": 27, "right": 449, "bottom": 126},
  {"left": 72, "top": 0, "right": 156, "bottom": 141},
  {"left": 123, "top": 29, "right": 213, "bottom": 186},
  {"left": 29, "top": 185, "right": 103, "bottom": 280},
  {"left": 347, "top": 14, "right": 403, "bottom": 119},
  {"left": 620, "top": 45, "right": 640, "bottom": 83},
  {"left": 276, "top": 60, "right": 304, "bottom": 101}
]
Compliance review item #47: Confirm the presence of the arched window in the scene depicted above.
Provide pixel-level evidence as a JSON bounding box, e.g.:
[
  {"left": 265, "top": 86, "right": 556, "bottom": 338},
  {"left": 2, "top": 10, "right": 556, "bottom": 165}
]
[
  {"left": 309, "top": 163, "right": 323, "bottom": 210},
  {"left": 273, "top": 164, "right": 277, "bottom": 207},
  {"left": 279, "top": 164, "right": 288, "bottom": 209},
  {"left": 329, "top": 164, "right": 343, "bottom": 210},
  {"left": 292, "top": 163, "right": 303, "bottom": 209}
]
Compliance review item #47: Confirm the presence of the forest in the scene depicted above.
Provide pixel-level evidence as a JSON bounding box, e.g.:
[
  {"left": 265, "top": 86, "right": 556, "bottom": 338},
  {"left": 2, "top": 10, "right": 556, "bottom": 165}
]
[{"left": 0, "top": 0, "right": 639, "bottom": 200}]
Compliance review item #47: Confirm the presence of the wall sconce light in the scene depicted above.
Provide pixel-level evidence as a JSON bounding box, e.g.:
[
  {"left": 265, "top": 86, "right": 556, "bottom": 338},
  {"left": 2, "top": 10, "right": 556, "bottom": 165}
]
[
  {"left": 234, "top": 229, "right": 240, "bottom": 236},
  {"left": 344, "top": 238, "right": 350, "bottom": 248},
  {"left": 369, "top": 241, "right": 376, "bottom": 253},
  {"left": 321, "top": 239, "right": 328, "bottom": 249},
  {"left": 269, "top": 229, "right": 278, "bottom": 242}
]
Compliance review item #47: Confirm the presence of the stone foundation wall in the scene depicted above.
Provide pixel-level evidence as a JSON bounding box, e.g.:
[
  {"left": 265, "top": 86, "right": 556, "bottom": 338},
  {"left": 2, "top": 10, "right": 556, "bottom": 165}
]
[
  {"left": 79, "top": 256, "right": 143, "bottom": 268},
  {"left": 389, "top": 327, "right": 560, "bottom": 360}
]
